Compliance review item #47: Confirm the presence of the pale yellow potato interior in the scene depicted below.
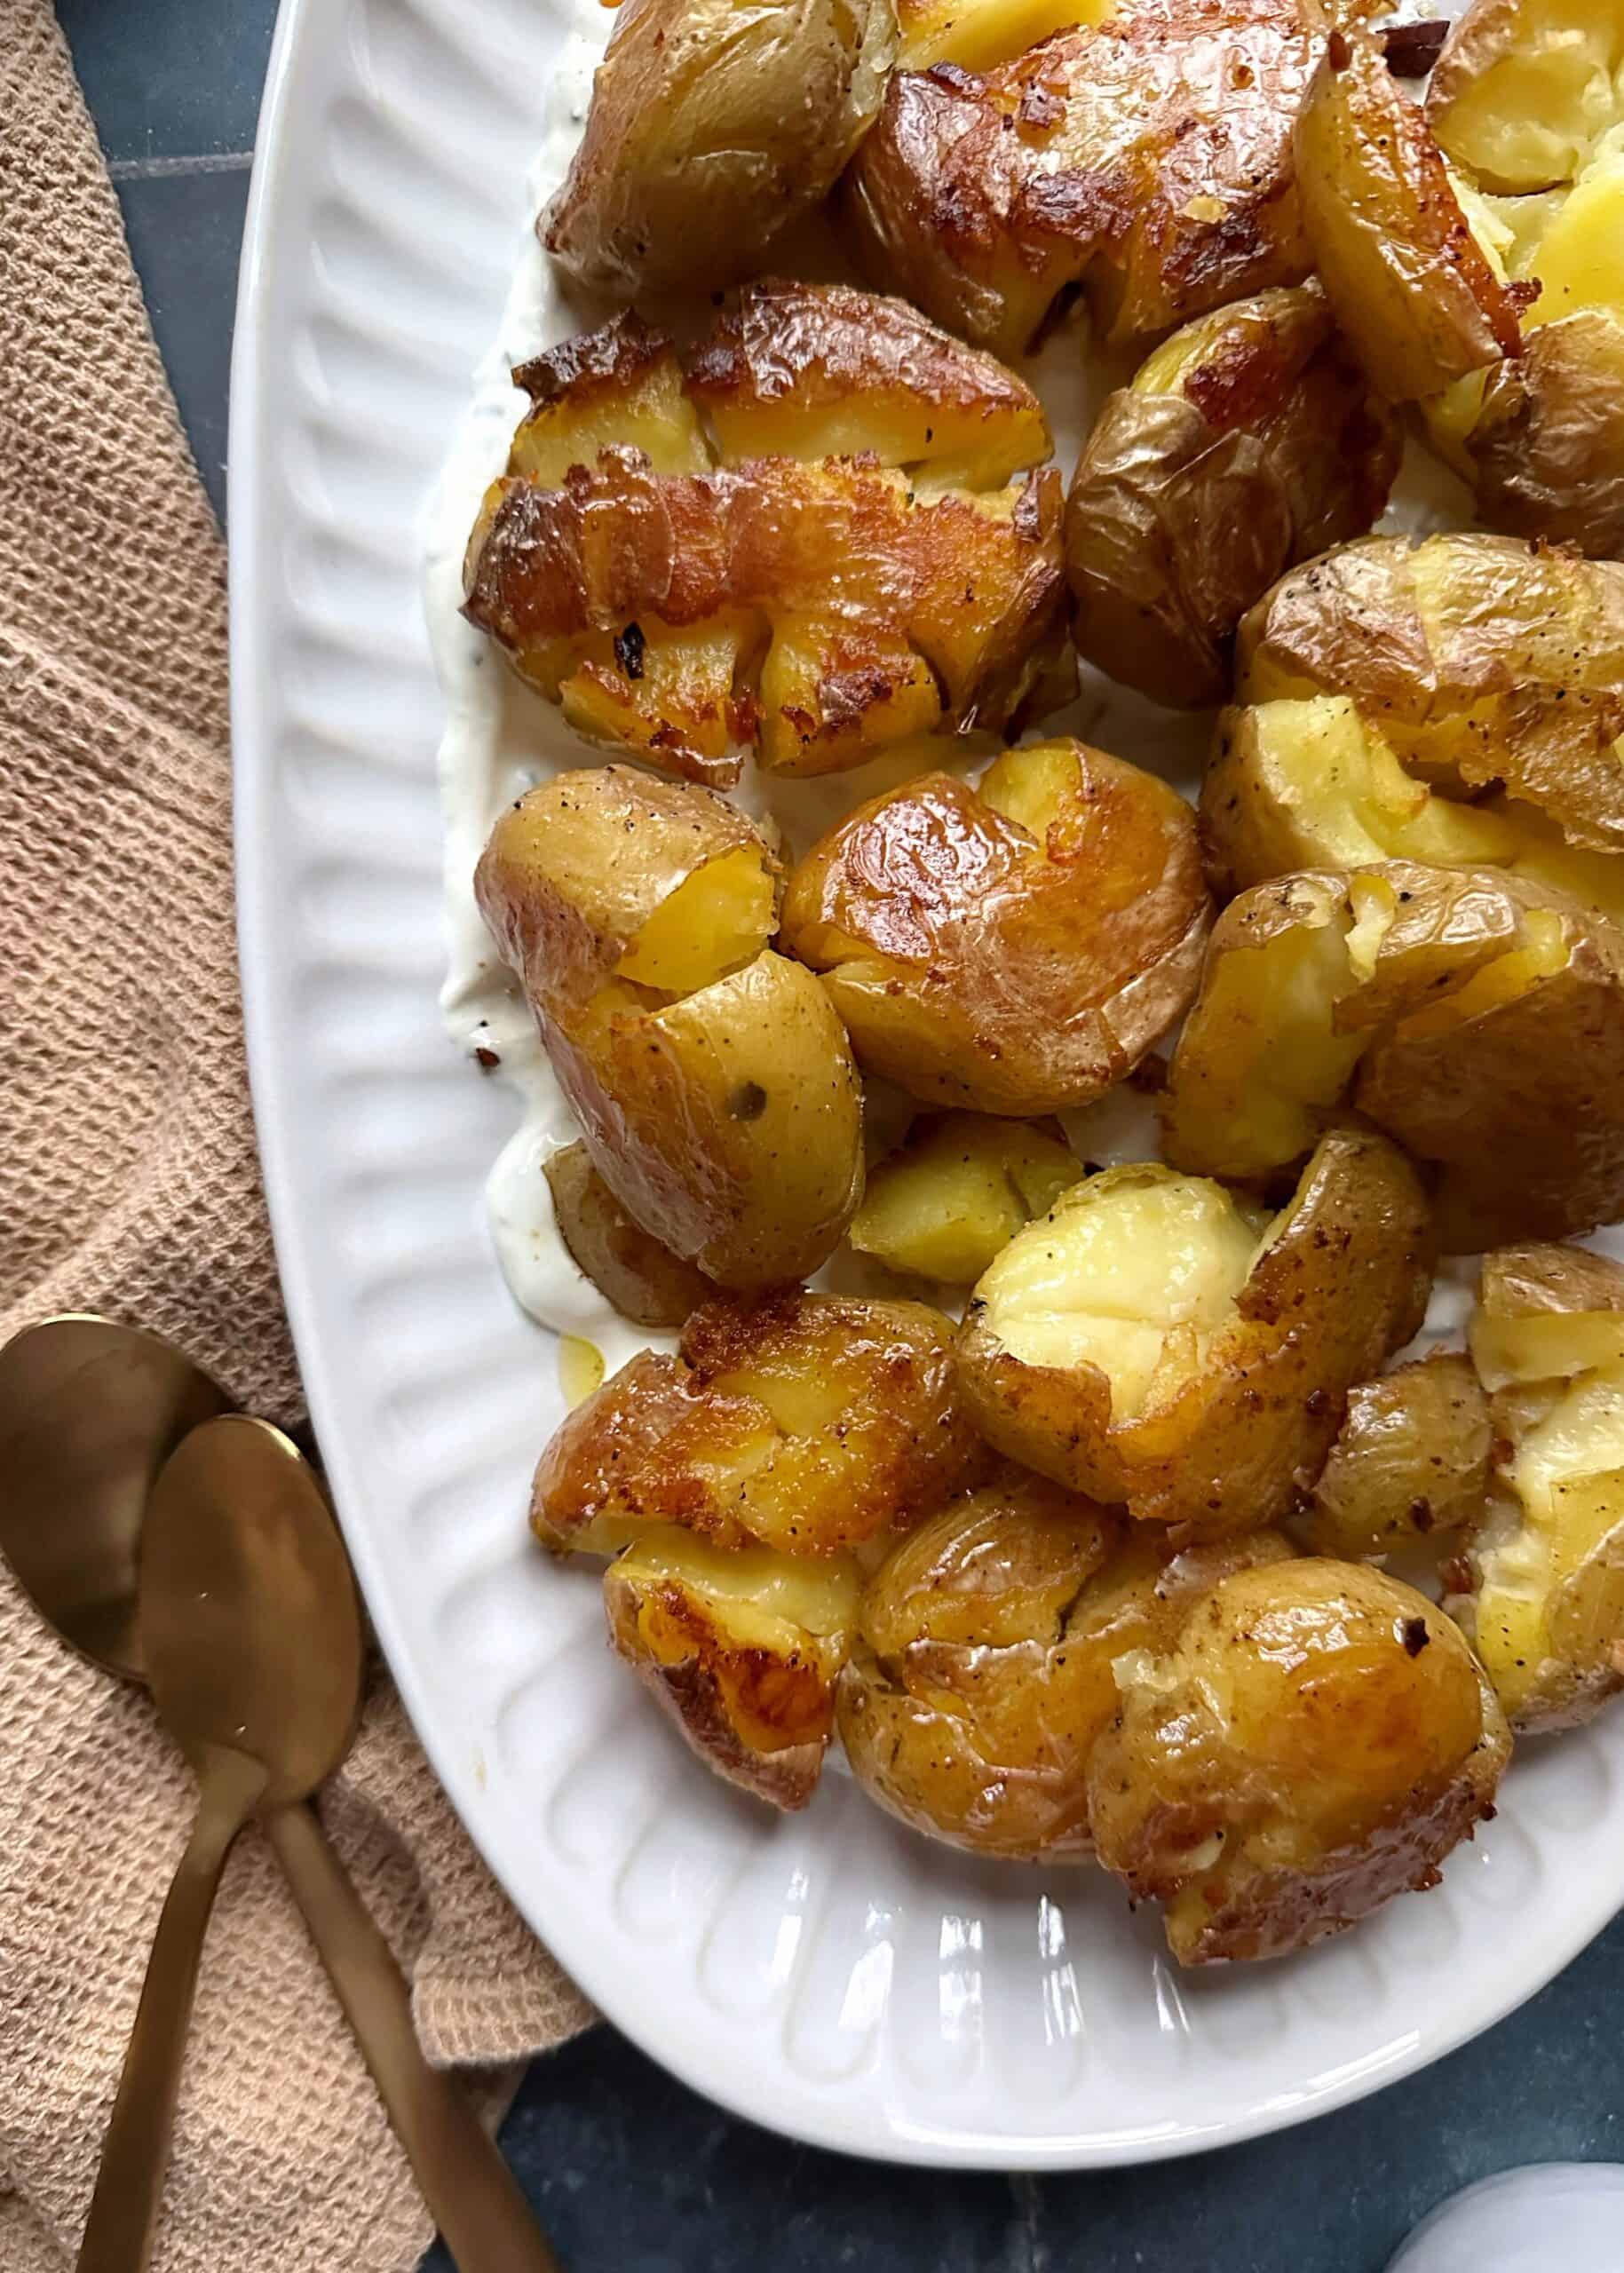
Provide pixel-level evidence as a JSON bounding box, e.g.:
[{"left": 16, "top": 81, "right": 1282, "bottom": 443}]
[
  {"left": 509, "top": 352, "right": 711, "bottom": 484},
  {"left": 851, "top": 1112, "right": 1083, "bottom": 1283},
  {"left": 977, "top": 1166, "right": 1265, "bottom": 1417},
  {"left": 614, "top": 1531, "right": 862, "bottom": 1650},
  {"left": 1434, "top": 0, "right": 1624, "bottom": 192},
  {"left": 1470, "top": 1309, "right": 1624, "bottom": 1390},
  {"left": 978, "top": 740, "right": 1084, "bottom": 845},
  {"left": 616, "top": 845, "right": 777, "bottom": 995},
  {"left": 897, "top": 0, "right": 1114, "bottom": 74},
  {"left": 1520, "top": 126, "right": 1624, "bottom": 325}
]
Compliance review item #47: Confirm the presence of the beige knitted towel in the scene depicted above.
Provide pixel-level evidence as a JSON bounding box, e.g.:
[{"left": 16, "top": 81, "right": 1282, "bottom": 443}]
[{"left": 0, "top": 4, "right": 594, "bottom": 2266}]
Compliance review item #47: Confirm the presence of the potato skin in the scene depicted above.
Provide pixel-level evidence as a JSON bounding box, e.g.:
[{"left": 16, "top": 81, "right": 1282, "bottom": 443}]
[
  {"left": 1235, "top": 535, "right": 1624, "bottom": 855},
  {"left": 1294, "top": 23, "right": 1521, "bottom": 404},
  {"left": 478, "top": 769, "right": 864, "bottom": 1288},
  {"left": 1463, "top": 318, "right": 1624, "bottom": 560},
  {"left": 1063, "top": 286, "right": 1399, "bottom": 709},
  {"left": 1089, "top": 1561, "right": 1511, "bottom": 1963},
  {"left": 542, "top": 0, "right": 896, "bottom": 297},
  {"left": 842, "top": 0, "right": 1319, "bottom": 359},
  {"left": 533, "top": 1290, "right": 988, "bottom": 1558},
  {"left": 543, "top": 1143, "right": 714, "bottom": 1330},
  {"left": 779, "top": 741, "right": 1210, "bottom": 1113},
  {"left": 955, "top": 1130, "right": 1436, "bottom": 1534},
  {"left": 838, "top": 1478, "right": 1296, "bottom": 1859},
  {"left": 1299, "top": 1353, "right": 1491, "bottom": 1558}
]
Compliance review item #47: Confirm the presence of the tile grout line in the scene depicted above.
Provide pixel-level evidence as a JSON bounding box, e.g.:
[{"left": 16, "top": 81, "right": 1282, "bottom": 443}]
[{"left": 107, "top": 151, "right": 255, "bottom": 181}]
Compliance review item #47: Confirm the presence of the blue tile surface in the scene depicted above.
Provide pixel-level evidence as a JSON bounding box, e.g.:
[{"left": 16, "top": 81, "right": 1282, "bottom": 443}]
[{"left": 55, "top": 2, "right": 1624, "bottom": 2266}]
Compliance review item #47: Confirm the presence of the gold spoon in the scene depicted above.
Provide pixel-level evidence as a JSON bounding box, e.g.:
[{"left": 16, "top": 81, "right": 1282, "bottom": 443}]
[{"left": 0, "top": 1319, "right": 561, "bottom": 2273}]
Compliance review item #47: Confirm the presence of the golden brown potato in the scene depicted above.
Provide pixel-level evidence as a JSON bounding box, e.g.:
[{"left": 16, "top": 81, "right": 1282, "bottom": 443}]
[
  {"left": 1062, "top": 285, "right": 1400, "bottom": 709},
  {"left": 955, "top": 1129, "right": 1434, "bottom": 1533},
  {"left": 842, "top": 0, "right": 1320, "bottom": 360},
  {"left": 1200, "top": 694, "right": 1624, "bottom": 921},
  {"left": 541, "top": 0, "right": 896, "bottom": 297},
  {"left": 1089, "top": 1561, "right": 1510, "bottom": 1963},
  {"left": 532, "top": 1290, "right": 987, "bottom": 1558},
  {"left": 780, "top": 739, "right": 1210, "bottom": 1113},
  {"left": 543, "top": 1143, "right": 714, "bottom": 1330},
  {"left": 896, "top": 0, "right": 1114, "bottom": 69},
  {"left": 1234, "top": 536, "right": 1624, "bottom": 856},
  {"left": 1294, "top": 21, "right": 1522, "bottom": 404},
  {"left": 838, "top": 1474, "right": 1296, "bottom": 1857},
  {"left": 477, "top": 767, "right": 862, "bottom": 1287},
  {"left": 848, "top": 1111, "right": 1084, "bottom": 1281},
  {"left": 1299, "top": 1353, "right": 1492, "bottom": 1559},
  {"left": 1161, "top": 860, "right": 1624, "bottom": 1248},
  {"left": 463, "top": 289, "right": 1068, "bottom": 787},
  {"left": 1422, "top": 0, "right": 1624, "bottom": 554},
  {"left": 1449, "top": 1240, "right": 1624, "bottom": 1730},
  {"left": 604, "top": 1532, "right": 861, "bottom": 1807}
]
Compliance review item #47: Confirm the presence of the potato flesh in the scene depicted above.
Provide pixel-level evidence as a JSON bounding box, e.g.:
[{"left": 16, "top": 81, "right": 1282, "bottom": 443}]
[
  {"left": 849, "top": 1113, "right": 1083, "bottom": 1283},
  {"left": 1430, "top": 0, "right": 1624, "bottom": 192},
  {"left": 616, "top": 846, "right": 776, "bottom": 994},
  {"left": 896, "top": 0, "right": 1115, "bottom": 71},
  {"left": 975, "top": 1168, "right": 1261, "bottom": 1417},
  {"left": 1523, "top": 129, "right": 1624, "bottom": 324},
  {"left": 1470, "top": 1310, "right": 1624, "bottom": 1390}
]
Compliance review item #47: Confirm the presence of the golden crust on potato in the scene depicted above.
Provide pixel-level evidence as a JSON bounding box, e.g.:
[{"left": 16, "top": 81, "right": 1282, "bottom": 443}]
[
  {"left": 1299, "top": 1353, "right": 1492, "bottom": 1559},
  {"left": 780, "top": 739, "right": 1210, "bottom": 1114},
  {"left": 478, "top": 767, "right": 863, "bottom": 1288},
  {"left": 955, "top": 1130, "right": 1434, "bottom": 1534},
  {"left": 541, "top": 0, "right": 896, "bottom": 297},
  {"left": 463, "top": 288, "right": 1069, "bottom": 786},
  {"left": 849, "top": 1111, "right": 1085, "bottom": 1282},
  {"left": 533, "top": 1290, "right": 987, "bottom": 1559},
  {"left": 1089, "top": 1561, "right": 1511, "bottom": 1963},
  {"left": 1062, "top": 284, "right": 1400, "bottom": 709},
  {"left": 842, "top": 0, "right": 1320, "bottom": 360},
  {"left": 543, "top": 1143, "right": 715, "bottom": 1330},
  {"left": 1235, "top": 535, "right": 1624, "bottom": 857},
  {"left": 838, "top": 1475, "right": 1296, "bottom": 1858},
  {"left": 604, "top": 1532, "right": 861, "bottom": 1808},
  {"left": 1162, "top": 860, "right": 1624, "bottom": 1248},
  {"left": 1295, "top": 21, "right": 1522, "bottom": 404}
]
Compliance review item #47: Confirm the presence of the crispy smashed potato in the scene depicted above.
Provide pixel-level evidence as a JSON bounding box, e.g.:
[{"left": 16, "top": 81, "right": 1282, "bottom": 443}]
[
  {"left": 1295, "top": 21, "right": 1522, "bottom": 403},
  {"left": 1202, "top": 694, "right": 1624, "bottom": 920},
  {"left": 542, "top": 0, "right": 895, "bottom": 297},
  {"left": 544, "top": 1143, "right": 714, "bottom": 1329},
  {"left": 604, "top": 1532, "right": 861, "bottom": 1807},
  {"left": 897, "top": 0, "right": 1114, "bottom": 69},
  {"left": 1161, "top": 861, "right": 1624, "bottom": 1247},
  {"left": 1235, "top": 536, "right": 1624, "bottom": 856},
  {"left": 1299, "top": 1353, "right": 1492, "bottom": 1559},
  {"left": 533, "top": 1290, "right": 986, "bottom": 1558},
  {"left": 955, "top": 1130, "right": 1434, "bottom": 1532},
  {"left": 843, "top": 0, "right": 1320, "bottom": 360},
  {"left": 463, "top": 287, "right": 1068, "bottom": 786},
  {"left": 838, "top": 1474, "right": 1295, "bottom": 1857},
  {"left": 1089, "top": 1561, "right": 1511, "bottom": 1962},
  {"left": 1063, "top": 285, "right": 1399, "bottom": 709},
  {"left": 1452, "top": 1241, "right": 1624, "bottom": 1731},
  {"left": 849, "top": 1111, "right": 1084, "bottom": 1282},
  {"left": 1423, "top": 0, "right": 1624, "bottom": 554},
  {"left": 780, "top": 739, "right": 1210, "bottom": 1113},
  {"left": 477, "top": 768, "right": 862, "bottom": 1287}
]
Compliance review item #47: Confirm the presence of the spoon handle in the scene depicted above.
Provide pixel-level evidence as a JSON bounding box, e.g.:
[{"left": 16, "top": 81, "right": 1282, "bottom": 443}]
[
  {"left": 265, "top": 1801, "right": 564, "bottom": 2273},
  {"left": 77, "top": 1750, "right": 264, "bottom": 2273}
]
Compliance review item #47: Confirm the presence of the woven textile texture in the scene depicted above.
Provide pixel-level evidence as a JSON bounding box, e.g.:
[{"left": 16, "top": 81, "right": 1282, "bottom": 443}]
[{"left": 0, "top": 4, "right": 593, "bottom": 2265}]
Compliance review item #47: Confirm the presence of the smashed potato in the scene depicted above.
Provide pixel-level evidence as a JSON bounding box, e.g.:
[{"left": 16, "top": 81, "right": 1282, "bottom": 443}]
[
  {"left": 1200, "top": 694, "right": 1624, "bottom": 920},
  {"left": 542, "top": 0, "right": 895, "bottom": 297},
  {"left": 1089, "top": 1561, "right": 1510, "bottom": 1962},
  {"left": 1299, "top": 1353, "right": 1492, "bottom": 1559},
  {"left": 843, "top": 0, "right": 1320, "bottom": 360},
  {"left": 463, "top": 288, "right": 1068, "bottom": 786},
  {"left": 477, "top": 767, "right": 862, "bottom": 1287},
  {"left": 1063, "top": 285, "right": 1399, "bottom": 709},
  {"left": 1235, "top": 536, "right": 1624, "bottom": 857},
  {"left": 780, "top": 739, "right": 1210, "bottom": 1113},
  {"left": 1295, "top": 20, "right": 1522, "bottom": 404},
  {"left": 1161, "top": 861, "right": 1624, "bottom": 1247},
  {"left": 1452, "top": 1241, "right": 1624, "bottom": 1730},
  {"left": 533, "top": 1290, "right": 986, "bottom": 1558},
  {"left": 897, "top": 0, "right": 1114, "bottom": 70},
  {"left": 838, "top": 1475, "right": 1296, "bottom": 1857},
  {"left": 604, "top": 1532, "right": 861, "bottom": 1807},
  {"left": 849, "top": 1111, "right": 1084, "bottom": 1282},
  {"left": 955, "top": 1130, "right": 1433, "bottom": 1533},
  {"left": 544, "top": 1142, "right": 714, "bottom": 1330}
]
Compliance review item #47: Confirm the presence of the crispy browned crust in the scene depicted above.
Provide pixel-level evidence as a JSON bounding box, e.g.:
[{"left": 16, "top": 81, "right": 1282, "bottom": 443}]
[
  {"left": 841, "top": 0, "right": 1320, "bottom": 359},
  {"left": 534, "top": 1291, "right": 989, "bottom": 1557},
  {"left": 512, "top": 310, "right": 672, "bottom": 410},
  {"left": 780, "top": 744, "right": 1211, "bottom": 1113},
  {"left": 955, "top": 1130, "right": 1436, "bottom": 1533},
  {"left": 544, "top": 1142, "right": 715, "bottom": 1330},
  {"left": 1466, "top": 316, "right": 1624, "bottom": 560},
  {"left": 1063, "top": 287, "right": 1399, "bottom": 708}
]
